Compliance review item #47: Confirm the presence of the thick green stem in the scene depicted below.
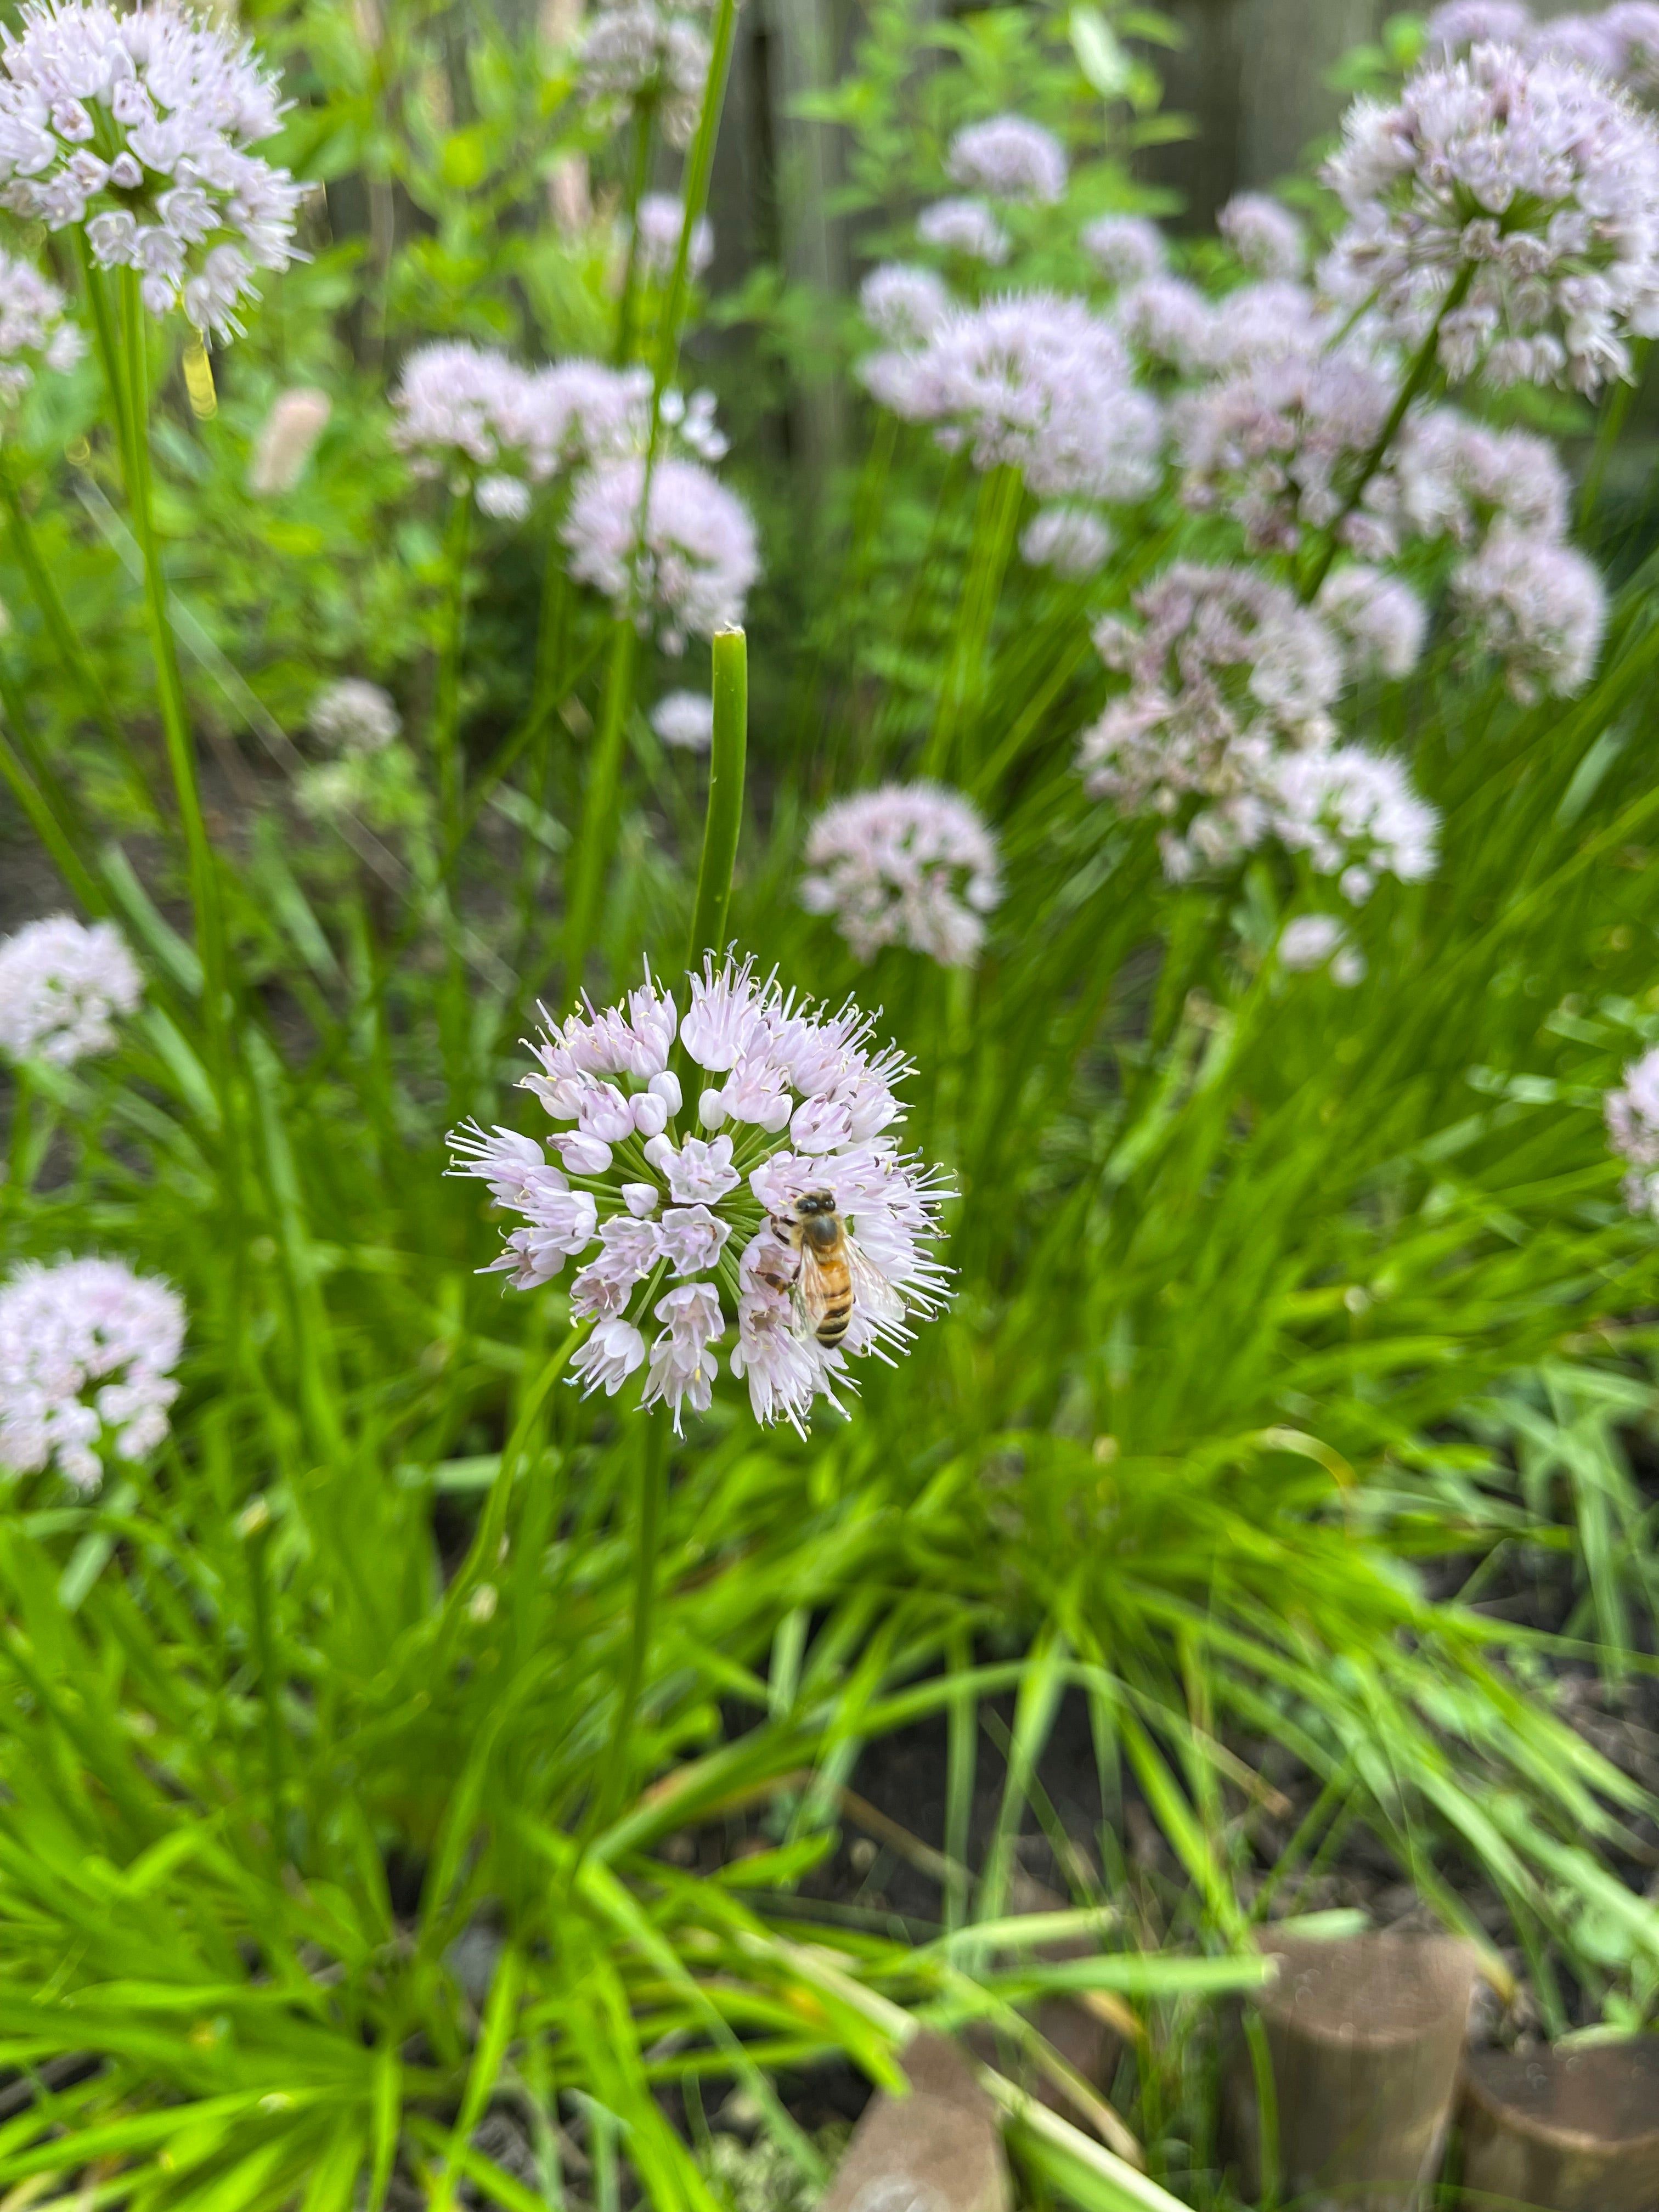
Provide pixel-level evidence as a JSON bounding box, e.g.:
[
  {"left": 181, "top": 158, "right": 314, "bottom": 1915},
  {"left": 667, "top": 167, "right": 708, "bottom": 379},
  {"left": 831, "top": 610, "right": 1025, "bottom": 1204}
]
[
  {"left": 686, "top": 627, "right": 747, "bottom": 967},
  {"left": 1301, "top": 266, "right": 1472, "bottom": 603},
  {"left": 588, "top": 1412, "right": 669, "bottom": 1839}
]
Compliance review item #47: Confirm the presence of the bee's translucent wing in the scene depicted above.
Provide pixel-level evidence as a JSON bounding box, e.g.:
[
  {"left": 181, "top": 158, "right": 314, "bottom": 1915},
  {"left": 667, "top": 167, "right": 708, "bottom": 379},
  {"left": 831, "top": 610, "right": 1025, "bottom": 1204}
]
[
  {"left": 793, "top": 1245, "right": 840, "bottom": 1340},
  {"left": 845, "top": 1236, "right": 906, "bottom": 1327}
]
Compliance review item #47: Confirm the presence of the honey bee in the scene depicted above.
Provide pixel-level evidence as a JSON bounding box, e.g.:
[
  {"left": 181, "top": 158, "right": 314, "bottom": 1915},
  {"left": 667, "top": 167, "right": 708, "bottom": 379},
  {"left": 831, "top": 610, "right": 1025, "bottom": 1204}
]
[{"left": 770, "top": 1189, "right": 906, "bottom": 1349}]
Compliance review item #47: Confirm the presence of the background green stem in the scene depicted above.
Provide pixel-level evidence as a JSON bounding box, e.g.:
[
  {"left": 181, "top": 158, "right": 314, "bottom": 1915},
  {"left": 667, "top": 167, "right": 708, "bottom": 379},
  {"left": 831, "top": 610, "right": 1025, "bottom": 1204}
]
[
  {"left": 587, "top": 1412, "right": 669, "bottom": 1840},
  {"left": 0, "top": 473, "right": 127, "bottom": 756},
  {"left": 432, "top": 487, "right": 473, "bottom": 847}
]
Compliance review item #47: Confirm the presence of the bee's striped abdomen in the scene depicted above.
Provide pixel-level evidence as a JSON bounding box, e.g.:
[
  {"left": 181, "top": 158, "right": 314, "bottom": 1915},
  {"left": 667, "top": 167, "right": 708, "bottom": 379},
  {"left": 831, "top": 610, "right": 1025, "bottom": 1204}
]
[{"left": 815, "top": 1273, "right": 854, "bottom": 1346}]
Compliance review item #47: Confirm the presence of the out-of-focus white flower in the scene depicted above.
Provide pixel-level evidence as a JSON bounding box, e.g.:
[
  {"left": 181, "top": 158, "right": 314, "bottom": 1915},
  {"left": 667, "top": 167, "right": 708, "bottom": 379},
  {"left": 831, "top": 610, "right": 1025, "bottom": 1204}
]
[
  {"left": 1174, "top": 347, "right": 1400, "bottom": 555},
  {"left": 1605, "top": 3, "right": 1659, "bottom": 99},
  {"left": 1115, "top": 275, "right": 1216, "bottom": 374},
  {"left": 577, "top": 0, "right": 710, "bottom": 146},
  {"left": 1020, "top": 505, "right": 1114, "bottom": 578},
  {"left": 1218, "top": 191, "right": 1307, "bottom": 277},
  {"left": 449, "top": 956, "right": 951, "bottom": 1433},
  {"left": 477, "top": 473, "right": 532, "bottom": 521},
  {"left": 0, "top": 0, "right": 305, "bottom": 340},
  {"left": 1205, "top": 280, "right": 1341, "bottom": 370},
  {"left": 1424, "top": 1, "right": 1533, "bottom": 52},
  {"left": 1278, "top": 911, "right": 1365, "bottom": 984},
  {"left": 311, "top": 678, "right": 400, "bottom": 754},
  {"left": 1077, "top": 563, "right": 1346, "bottom": 878},
  {"left": 1528, "top": 12, "right": 1623, "bottom": 74},
  {"left": 0, "top": 1256, "right": 184, "bottom": 1491},
  {"left": 506, "top": 360, "right": 651, "bottom": 478},
  {"left": 946, "top": 113, "right": 1067, "bottom": 204},
  {"left": 800, "top": 783, "right": 1002, "bottom": 967},
  {"left": 1080, "top": 212, "right": 1165, "bottom": 286},
  {"left": 391, "top": 340, "right": 530, "bottom": 479},
  {"left": 0, "top": 248, "right": 82, "bottom": 406},
  {"left": 1607, "top": 1043, "right": 1659, "bottom": 1212},
  {"left": 1323, "top": 42, "right": 1659, "bottom": 394},
  {"left": 1395, "top": 407, "right": 1569, "bottom": 544},
  {"left": 247, "top": 386, "right": 330, "bottom": 494},
  {"left": 859, "top": 292, "right": 1162, "bottom": 503},
  {"left": 1318, "top": 565, "right": 1430, "bottom": 680},
  {"left": 651, "top": 689, "right": 714, "bottom": 752},
  {"left": 562, "top": 453, "right": 759, "bottom": 652},
  {"left": 917, "top": 196, "right": 1011, "bottom": 264},
  {"left": 0, "top": 915, "right": 142, "bottom": 1065},
  {"left": 859, "top": 262, "right": 952, "bottom": 347},
  {"left": 1268, "top": 741, "right": 1440, "bottom": 896},
  {"left": 1451, "top": 526, "right": 1607, "bottom": 698},
  {"left": 634, "top": 189, "right": 713, "bottom": 280}
]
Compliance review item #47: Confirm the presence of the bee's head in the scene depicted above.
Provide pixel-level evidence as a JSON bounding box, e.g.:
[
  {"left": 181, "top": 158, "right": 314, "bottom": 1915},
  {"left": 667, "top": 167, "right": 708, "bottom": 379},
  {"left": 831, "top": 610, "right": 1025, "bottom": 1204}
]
[{"left": 797, "top": 1188, "right": 837, "bottom": 1217}]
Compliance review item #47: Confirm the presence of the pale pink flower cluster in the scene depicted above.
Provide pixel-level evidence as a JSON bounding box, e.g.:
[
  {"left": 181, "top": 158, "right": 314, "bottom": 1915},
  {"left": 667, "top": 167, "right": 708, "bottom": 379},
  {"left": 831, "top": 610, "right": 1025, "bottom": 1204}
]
[
  {"left": 0, "top": 1256, "right": 184, "bottom": 1490},
  {"left": 1080, "top": 213, "right": 1165, "bottom": 287},
  {"left": 1394, "top": 408, "right": 1569, "bottom": 543},
  {"left": 917, "top": 198, "right": 1011, "bottom": 265},
  {"left": 1323, "top": 41, "right": 1659, "bottom": 393},
  {"left": 1077, "top": 563, "right": 1439, "bottom": 896},
  {"left": 1020, "top": 505, "right": 1114, "bottom": 578},
  {"left": 1115, "top": 275, "right": 1216, "bottom": 374},
  {"left": 0, "top": 246, "right": 82, "bottom": 404},
  {"left": 651, "top": 689, "right": 713, "bottom": 751},
  {"left": 634, "top": 190, "right": 713, "bottom": 281},
  {"left": 1218, "top": 191, "right": 1307, "bottom": 278},
  {"left": 0, "top": 0, "right": 304, "bottom": 340},
  {"left": 946, "top": 114, "right": 1068, "bottom": 204},
  {"left": 391, "top": 341, "right": 529, "bottom": 503},
  {"left": 247, "top": 385, "right": 329, "bottom": 494},
  {"left": 800, "top": 784, "right": 1003, "bottom": 967},
  {"left": 1424, "top": 1, "right": 1533, "bottom": 50},
  {"left": 577, "top": 0, "right": 710, "bottom": 146},
  {"left": 860, "top": 292, "right": 1162, "bottom": 503},
  {"left": 0, "top": 915, "right": 142, "bottom": 1065},
  {"left": 1174, "top": 346, "right": 1399, "bottom": 555},
  {"left": 311, "top": 677, "right": 400, "bottom": 754},
  {"left": 1606, "top": 1043, "right": 1659, "bottom": 1215},
  {"left": 1278, "top": 912, "right": 1365, "bottom": 985},
  {"left": 1449, "top": 526, "right": 1607, "bottom": 698},
  {"left": 449, "top": 957, "right": 950, "bottom": 1434},
  {"left": 562, "top": 454, "right": 758, "bottom": 651},
  {"left": 1317, "top": 563, "right": 1429, "bottom": 680},
  {"left": 859, "top": 263, "right": 952, "bottom": 347},
  {"left": 1204, "top": 280, "right": 1342, "bottom": 371},
  {"left": 1428, "top": 2, "right": 1659, "bottom": 99}
]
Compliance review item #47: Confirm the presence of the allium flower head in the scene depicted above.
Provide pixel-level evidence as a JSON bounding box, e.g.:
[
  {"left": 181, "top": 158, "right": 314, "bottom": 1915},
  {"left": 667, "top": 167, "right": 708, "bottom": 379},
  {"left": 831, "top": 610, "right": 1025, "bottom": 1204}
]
[
  {"left": 0, "top": 915, "right": 142, "bottom": 1065},
  {"left": 946, "top": 113, "right": 1067, "bottom": 205},
  {"left": 859, "top": 262, "right": 952, "bottom": 347},
  {"left": 651, "top": 689, "right": 713, "bottom": 751},
  {"left": 562, "top": 454, "right": 759, "bottom": 652},
  {"left": 800, "top": 783, "right": 1003, "bottom": 967},
  {"left": 1115, "top": 275, "right": 1216, "bottom": 374},
  {"left": 1279, "top": 912, "right": 1365, "bottom": 984},
  {"left": 1605, "top": 3, "right": 1659, "bottom": 99},
  {"left": 577, "top": 1, "right": 710, "bottom": 146},
  {"left": 0, "top": 248, "right": 83, "bottom": 405},
  {"left": 1450, "top": 524, "right": 1607, "bottom": 697},
  {"left": 1528, "top": 13, "right": 1623, "bottom": 75},
  {"left": 391, "top": 340, "right": 529, "bottom": 479},
  {"left": 507, "top": 359, "right": 651, "bottom": 478},
  {"left": 917, "top": 196, "right": 1011, "bottom": 265},
  {"left": 634, "top": 190, "right": 713, "bottom": 280},
  {"left": 449, "top": 956, "right": 951, "bottom": 1434},
  {"left": 1424, "top": 1, "right": 1533, "bottom": 53},
  {"left": 1268, "top": 741, "right": 1441, "bottom": 898},
  {"left": 0, "top": 1256, "right": 184, "bottom": 1490},
  {"left": 248, "top": 385, "right": 329, "bottom": 494},
  {"left": 0, "top": 0, "right": 305, "bottom": 339},
  {"left": 1218, "top": 191, "right": 1307, "bottom": 277},
  {"left": 1174, "top": 346, "right": 1401, "bottom": 555},
  {"left": 1078, "top": 564, "right": 1345, "bottom": 878},
  {"left": 1080, "top": 212, "right": 1166, "bottom": 286},
  {"left": 1204, "top": 280, "right": 1341, "bottom": 370},
  {"left": 1317, "top": 563, "right": 1430, "bottom": 679},
  {"left": 1395, "top": 406, "right": 1569, "bottom": 541},
  {"left": 860, "top": 292, "right": 1162, "bottom": 502},
  {"left": 311, "top": 677, "right": 400, "bottom": 754},
  {"left": 1020, "top": 505, "right": 1114, "bottom": 578},
  {"left": 1607, "top": 1043, "right": 1659, "bottom": 1214},
  {"left": 1324, "top": 42, "right": 1659, "bottom": 394}
]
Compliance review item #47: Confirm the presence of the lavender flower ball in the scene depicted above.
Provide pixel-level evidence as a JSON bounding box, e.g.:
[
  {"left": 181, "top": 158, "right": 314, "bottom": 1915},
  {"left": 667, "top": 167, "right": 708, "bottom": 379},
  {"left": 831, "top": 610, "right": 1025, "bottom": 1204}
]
[
  {"left": 800, "top": 783, "right": 1003, "bottom": 967},
  {"left": 391, "top": 341, "right": 529, "bottom": 476},
  {"left": 1217, "top": 192, "right": 1307, "bottom": 279},
  {"left": 946, "top": 114, "right": 1068, "bottom": 205},
  {"left": 634, "top": 190, "right": 713, "bottom": 281},
  {"left": 311, "top": 678, "right": 401, "bottom": 755},
  {"left": 0, "top": 1256, "right": 184, "bottom": 1491},
  {"left": 1317, "top": 565, "right": 1430, "bottom": 681},
  {"left": 1451, "top": 527, "right": 1608, "bottom": 699},
  {"left": 1080, "top": 213, "right": 1166, "bottom": 287},
  {"left": 1423, "top": 1, "right": 1534, "bottom": 53},
  {"left": 859, "top": 263, "right": 952, "bottom": 347},
  {"left": 916, "top": 197, "right": 1011, "bottom": 266},
  {"left": 651, "top": 690, "right": 714, "bottom": 752},
  {"left": 0, "top": 915, "right": 142, "bottom": 1065},
  {"left": 1268, "top": 742, "right": 1441, "bottom": 896},
  {"left": 562, "top": 454, "right": 759, "bottom": 652},
  {"left": 449, "top": 956, "right": 951, "bottom": 1434},
  {"left": 1020, "top": 505, "right": 1115, "bottom": 579},
  {"left": 0, "top": 0, "right": 306, "bottom": 340}
]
